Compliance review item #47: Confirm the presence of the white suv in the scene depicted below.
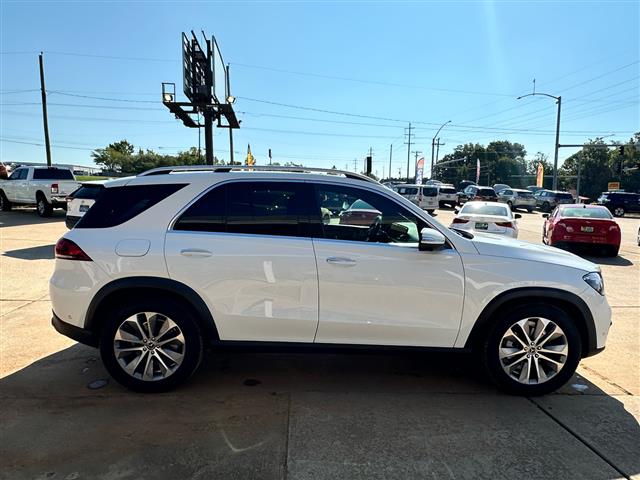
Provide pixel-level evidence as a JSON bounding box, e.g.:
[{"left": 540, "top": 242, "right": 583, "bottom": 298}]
[{"left": 50, "top": 166, "right": 611, "bottom": 395}]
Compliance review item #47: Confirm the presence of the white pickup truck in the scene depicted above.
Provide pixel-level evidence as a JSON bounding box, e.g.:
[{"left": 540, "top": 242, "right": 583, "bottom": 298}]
[{"left": 0, "top": 166, "right": 80, "bottom": 217}]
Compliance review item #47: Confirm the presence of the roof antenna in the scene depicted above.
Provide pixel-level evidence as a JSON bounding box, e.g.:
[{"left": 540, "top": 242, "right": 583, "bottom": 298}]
[{"left": 532, "top": 78, "right": 536, "bottom": 95}]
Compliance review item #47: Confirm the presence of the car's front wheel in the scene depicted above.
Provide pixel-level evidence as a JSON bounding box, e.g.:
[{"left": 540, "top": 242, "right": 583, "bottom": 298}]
[
  {"left": 0, "top": 191, "right": 12, "bottom": 211},
  {"left": 99, "top": 299, "right": 204, "bottom": 392},
  {"left": 481, "top": 304, "right": 581, "bottom": 396}
]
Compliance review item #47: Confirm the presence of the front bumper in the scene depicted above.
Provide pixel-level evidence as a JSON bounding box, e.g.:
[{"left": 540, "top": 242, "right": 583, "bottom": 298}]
[{"left": 52, "top": 312, "right": 98, "bottom": 347}]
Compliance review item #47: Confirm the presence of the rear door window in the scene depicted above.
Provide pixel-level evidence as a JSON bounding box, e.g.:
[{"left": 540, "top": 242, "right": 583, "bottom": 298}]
[{"left": 174, "top": 181, "right": 315, "bottom": 237}]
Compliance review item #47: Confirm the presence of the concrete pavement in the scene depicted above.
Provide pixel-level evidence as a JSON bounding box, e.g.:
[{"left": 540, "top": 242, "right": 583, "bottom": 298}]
[{"left": 1, "top": 206, "right": 638, "bottom": 479}]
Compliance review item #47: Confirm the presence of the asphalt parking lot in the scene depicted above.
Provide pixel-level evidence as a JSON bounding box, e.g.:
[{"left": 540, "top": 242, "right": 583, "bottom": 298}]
[{"left": 1, "top": 206, "right": 639, "bottom": 480}]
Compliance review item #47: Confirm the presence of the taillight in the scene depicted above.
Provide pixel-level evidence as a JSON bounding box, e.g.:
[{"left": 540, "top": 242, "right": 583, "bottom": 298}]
[
  {"left": 452, "top": 218, "right": 469, "bottom": 224},
  {"left": 608, "top": 225, "right": 620, "bottom": 231},
  {"left": 55, "top": 238, "right": 92, "bottom": 261},
  {"left": 495, "top": 221, "right": 514, "bottom": 228},
  {"left": 51, "top": 183, "right": 59, "bottom": 194}
]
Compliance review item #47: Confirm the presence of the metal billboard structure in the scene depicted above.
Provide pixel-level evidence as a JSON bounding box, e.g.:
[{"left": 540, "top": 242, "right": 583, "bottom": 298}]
[{"left": 162, "top": 31, "right": 240, "bottom": 164}]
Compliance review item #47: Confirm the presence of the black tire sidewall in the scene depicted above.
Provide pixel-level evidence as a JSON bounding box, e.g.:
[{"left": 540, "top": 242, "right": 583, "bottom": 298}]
[
  {"left": 99, "top": 299, "right": 203, "bottom": 393},
  {"left": 482, "top": 303, "right": 582, "bottom": 396},
  {"left": 36, "top": 195, "right": 52, "bottom": 217}
]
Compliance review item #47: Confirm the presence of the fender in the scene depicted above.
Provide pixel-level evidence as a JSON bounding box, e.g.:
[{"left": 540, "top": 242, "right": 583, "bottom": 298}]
[
  {"left": 464, "top": 287, "right": 596, "bottom": 356},
  {"left": 85, "top": 276, "right": 219, "bottom": 342}
]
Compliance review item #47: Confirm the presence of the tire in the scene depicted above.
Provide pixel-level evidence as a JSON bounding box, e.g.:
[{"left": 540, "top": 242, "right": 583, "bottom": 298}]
[
  {"left": 527, "top": 207, "right": 533, "bottom": 213},
  {"left": 507, "top": 201, "right": 513, "bottom": 211},
  {"left": 613, "top": 206, "right": 625, "bottom": 217},
  {"left": 36, "top": 194, "right": 53, "bottom": 217},
  {"left": 99, "top": 298, "right": 204, "bottom": 393},
  {"left": 427, "top": 210, "right": 435, "bottom": 215},
  {"left": 0, "top": 191, "right": 12, "bottom": 211},
  {"left": 542, "top": 201, "right": 550, "bottom": 213},
  {"left": 480, "top": 303, "right": 581, "bottom": 396}
]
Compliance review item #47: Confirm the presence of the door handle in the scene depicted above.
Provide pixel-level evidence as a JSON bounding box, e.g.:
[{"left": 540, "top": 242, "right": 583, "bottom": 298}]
[
  {"left": 180, "top": 248, "right": 213, "bottom": 258},
  {"left": 326, "top": 256, "right": 356, "bottom": 266}
]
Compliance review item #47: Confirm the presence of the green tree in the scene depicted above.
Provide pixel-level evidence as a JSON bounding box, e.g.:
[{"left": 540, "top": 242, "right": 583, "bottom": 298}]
[{"left": 91, "top": 140, "right": 135, "bottom": 172}]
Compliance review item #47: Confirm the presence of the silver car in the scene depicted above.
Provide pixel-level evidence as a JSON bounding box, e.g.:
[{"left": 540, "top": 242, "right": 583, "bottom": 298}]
[{"left": 497, "top": 188, "right": 536, "bottom": 213}]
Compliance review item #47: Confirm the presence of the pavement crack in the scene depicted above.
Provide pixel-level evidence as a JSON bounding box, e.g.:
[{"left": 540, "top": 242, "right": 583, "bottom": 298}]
[
  {"left": 527, "top": 397, "right": 631, "bottom": 479},
  {"left": 283, "top": 393, "right": 292, "bottom": 480},
  {"left": 579, "top": 364, "right": 634, "bottom": 396}
]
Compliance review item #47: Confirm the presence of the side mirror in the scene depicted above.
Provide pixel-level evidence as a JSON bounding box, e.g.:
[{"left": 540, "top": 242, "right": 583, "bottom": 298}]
[
  {"left": 542, "top": 213, "right": 549, "bottom": 218},
  {"left": 419, "top": 227, "right": 446, "bottom": 251},
  {"left": 515, "top": 213, "right": 522, "bottom": 219}
]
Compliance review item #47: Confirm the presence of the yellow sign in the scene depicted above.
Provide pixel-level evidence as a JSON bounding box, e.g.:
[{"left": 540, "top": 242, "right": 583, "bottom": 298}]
[
  {"left": 607, "top": 182, "right": 620, "bottom": 191},
  {"left": 246, "top": 144, "right": 255, "bottom": 166}
]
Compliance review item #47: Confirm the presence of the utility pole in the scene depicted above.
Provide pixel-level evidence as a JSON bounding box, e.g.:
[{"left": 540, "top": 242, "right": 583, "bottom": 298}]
[
  {"left": 353, "top": 158, "right": 358, "bottom": 172},
  {"left": 412, "top": 150, "right": 422, "bottom": 184},
  {"left": 553, "top": 96, "right": 562, "bottom": 190},
  {"left": 388, "top": 144, "right": 393, "bottom": 181},
  {"left": 435, "top": 138, "right": 445, "bottom": 164},
  {"left": 576, "top": 152, "right": 582, "bottom": 201},
  {"left": 227, "top": 63, "right": 235, "bottom": 165},
  {"left": 38, "top": 52, "right": 52, "bottom": 167},
  {"left": 405, "top": 123, "right": 413, "bottom": 182}
]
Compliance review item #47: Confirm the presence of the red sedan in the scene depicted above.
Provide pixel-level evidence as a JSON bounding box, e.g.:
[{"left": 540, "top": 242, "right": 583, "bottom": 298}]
[{"left": 543, "top": 204, "right": 621, "bottom": 256}]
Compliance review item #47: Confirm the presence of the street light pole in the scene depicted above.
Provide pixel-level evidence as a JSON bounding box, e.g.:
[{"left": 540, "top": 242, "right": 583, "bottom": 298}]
[
  {"left": 431, "top": 120, "right": 451, "bottom": 180},
  {"left": 517, "top": 92, "right": 561, "bottom": 190}
]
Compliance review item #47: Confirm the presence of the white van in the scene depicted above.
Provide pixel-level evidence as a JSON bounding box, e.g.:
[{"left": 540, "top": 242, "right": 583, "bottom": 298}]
[{"left": 393, "top": 184, "right": 438, "bottom": 214}]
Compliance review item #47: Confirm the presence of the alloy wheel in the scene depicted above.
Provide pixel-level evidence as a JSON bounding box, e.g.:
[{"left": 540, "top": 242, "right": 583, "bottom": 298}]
[
  {"left": 499, "top": 317, "right": 568, "bottom": 385},
  {"left": 113, "top": 312, "right": 186, "bottom": 381},
  {"left": 37, "top": 199, "right": 45, "bottom": 215},
  {"left": 614, "top": 207, "right": 624, "bottom": 217}
]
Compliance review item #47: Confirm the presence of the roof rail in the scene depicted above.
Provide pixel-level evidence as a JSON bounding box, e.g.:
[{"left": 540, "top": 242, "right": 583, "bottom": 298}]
[{"left": 138, "top": 165, "right": 380, "bottom": 184}]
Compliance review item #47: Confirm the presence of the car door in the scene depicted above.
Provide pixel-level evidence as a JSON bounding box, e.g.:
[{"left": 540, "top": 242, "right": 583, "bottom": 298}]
[
  {"left": 164, "top": 180, "right": 319, "bottom": 343},
  {"left": 5, "top": 168, "right": 27, "bottom": 201},
  {"left": 312, "top": 182, "right": 465, "bottom": 347}
]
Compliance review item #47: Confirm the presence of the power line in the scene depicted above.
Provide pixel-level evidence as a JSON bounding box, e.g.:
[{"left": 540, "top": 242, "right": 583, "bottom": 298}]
[{"left": 48, "top": 90, "right": 159, "bottom": 103}]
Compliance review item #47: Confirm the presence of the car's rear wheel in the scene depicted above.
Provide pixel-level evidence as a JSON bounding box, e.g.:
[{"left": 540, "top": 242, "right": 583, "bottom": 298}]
[
  {"left": 542, "top": 201, "right": 550, "bottom": 212},
  {"left": 99, "top": 299, "right": 203, "bottom": 392},
  {"left": 527, "top": 207, "right": 533, "bottom": 213},
  {"left": 613, "top": 206, "right": 625, "bottom": 217},
  {"left": 481, "top": 304, "right": 581, "bottom": 396},
  {"left": 0, "top": 191, "right": 12, "bottom": 211},
  {"left": 507, "top": 201, "right": 513, "bottom": 211},
  {"left": 36, "top": 193, "right": 53, "bottom": 217}
]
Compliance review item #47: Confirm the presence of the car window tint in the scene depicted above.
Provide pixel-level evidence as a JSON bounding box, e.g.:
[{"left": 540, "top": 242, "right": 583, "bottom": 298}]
[
  {"left": 226, "top": 182, "right": 309, "bottom": 236},
  {"left": 174, "top": 183, "right": 226, "bottom": 232},
  {"left": 175, "top": 181, "right": 313, "bottom": 237},
  {"left": 9, "top": 169, "right": 23, "bottom": 180},
  {"left": 72, "top": 185, "right": 104, "bottom": 200},
  {"left": 32, "top": 168, "right": 74, "bottom": 180},
  {"left": 315, "top": 184, "right": 424, "bottom": 244},
  {"left": 77, "top": 184, "right": 186, "bottom": 229}
]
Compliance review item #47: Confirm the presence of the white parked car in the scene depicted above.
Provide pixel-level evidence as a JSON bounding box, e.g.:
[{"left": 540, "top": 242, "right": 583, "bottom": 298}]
[
  {"left": 66, "top": 181, "right": 106, "bottom": 229},
  {"left": 392, "top": 184, "right": 438, "bottom": 214},
  {"left": 451, "top": 201, "right": 520, "bottom": 238},
  {"left": 0, "top": 166, "right": 79, "bottom": 216},
  {"left": 437, "top": 184, "right": 459, "bottom": 208},
  {"left": 50, "top": 166, "right": 610, "bottom": 395}
]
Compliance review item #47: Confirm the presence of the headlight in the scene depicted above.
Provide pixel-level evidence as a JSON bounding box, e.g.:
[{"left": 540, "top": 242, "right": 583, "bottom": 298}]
[{"left": 583, "top": 272, "right": 604, "bottom": 295}]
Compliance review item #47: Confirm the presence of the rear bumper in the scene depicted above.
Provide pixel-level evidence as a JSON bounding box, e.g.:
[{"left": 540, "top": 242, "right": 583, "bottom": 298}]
[
  {"left": 52, "top": 312, "right": 98, "bottom": 347},
  {"left": 552, "top": 234, "right": 618, "bottom": 246}
]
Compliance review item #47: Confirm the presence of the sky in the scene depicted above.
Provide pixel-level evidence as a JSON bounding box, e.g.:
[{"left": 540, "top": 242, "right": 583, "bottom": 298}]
[{"left": 1, "top": 0, "right": 638, "bottom": 178}]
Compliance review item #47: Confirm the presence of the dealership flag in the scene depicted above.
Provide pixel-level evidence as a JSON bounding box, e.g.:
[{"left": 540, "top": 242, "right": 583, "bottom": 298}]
[
  {"left": 476, "top": 158, "right": 481, "bottom": 183},
  {"left": 536, "top": 163, "right": 544, "bottom": 187},
  {"left": 415, "top": 157, "right": 425, "bottom": 184}
]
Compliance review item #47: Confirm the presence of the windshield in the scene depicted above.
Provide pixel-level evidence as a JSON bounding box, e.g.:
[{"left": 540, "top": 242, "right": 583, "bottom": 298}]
[
  {"left": 477, "top": 188, "right": 496, "bottom": 196},
  {"left": 439, "top": 187, "right": 456, "bottom": 194},
  {"left": 460, "top": 203, "right": 509, "bottom": 217},
  {"left": 422, "top": 187, "right": 438, "bottom": 197},
  {"left": 561, "top": 207, "right": 612, "bottom": 219},
  {"left": 556, "top": 193, "right": 574, "bottom": 199},
  {"left": 349, "top": 199, "right": 375, "bottom": 210},
  {"left": 515, "top": 191, "right": 533, "bottom": 197}
]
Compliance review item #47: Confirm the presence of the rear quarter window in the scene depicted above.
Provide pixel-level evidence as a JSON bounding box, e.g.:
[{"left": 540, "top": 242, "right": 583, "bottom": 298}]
[
  {"left": 71, "top": 185, "right": 104, "bottom": 200},
  {"left": 32, "top": 168, "right": 74, "bottom": 180},
  {"left": 76, "top": 184, "right": 186, "bottom": 228}
]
